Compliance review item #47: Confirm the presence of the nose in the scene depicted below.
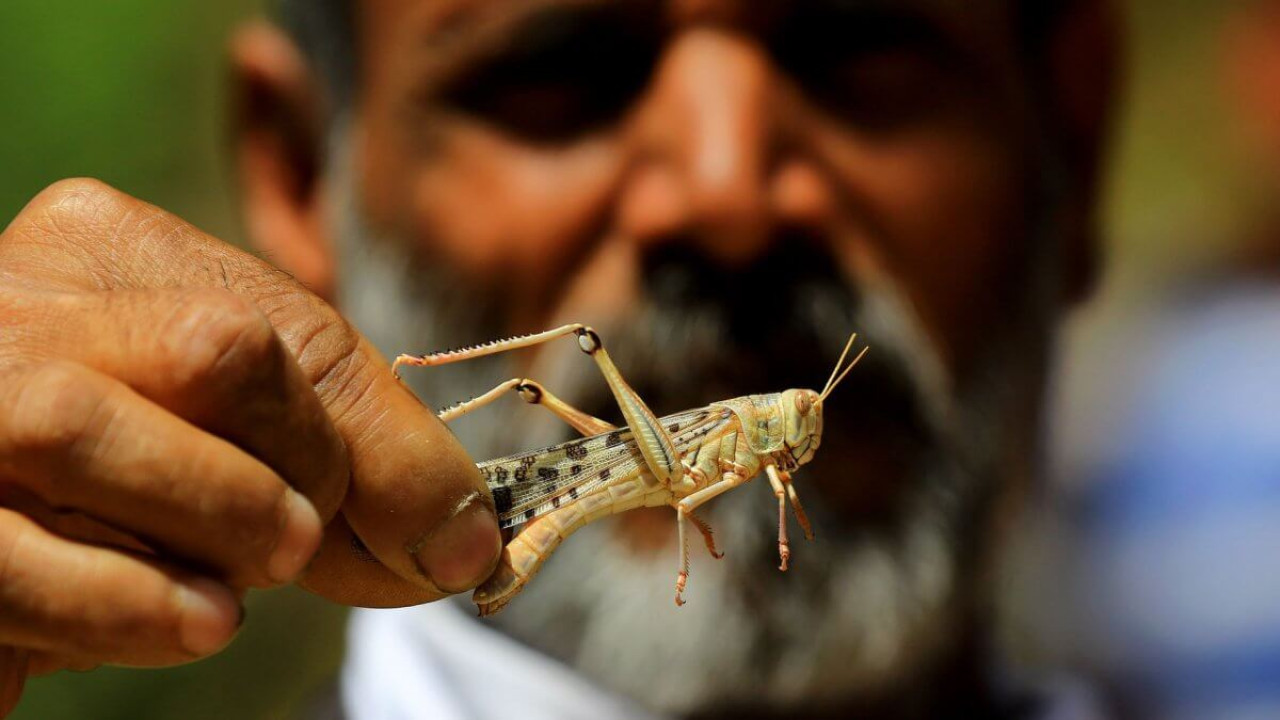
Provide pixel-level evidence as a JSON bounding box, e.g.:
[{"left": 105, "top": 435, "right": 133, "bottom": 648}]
[{"left": 618, "top": 30, "right": 798, "bottom": 267}]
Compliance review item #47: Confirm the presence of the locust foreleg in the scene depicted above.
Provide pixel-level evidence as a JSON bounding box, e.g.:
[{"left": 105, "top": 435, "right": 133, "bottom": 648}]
[
  {"left": 783, "top": 473, "right": 814, "bottom": 541},
  {"left": 764, "top": 464, "right": 813, "bottom": 572},
  {"left": 765, "top": 464, "right": 792, "bottom": 571}
]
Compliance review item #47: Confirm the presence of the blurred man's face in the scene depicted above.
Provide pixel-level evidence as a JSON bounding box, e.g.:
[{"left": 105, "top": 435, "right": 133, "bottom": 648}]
[
  {"left": 351, "top": 0, "right": 1040, "bottom": 500},
  {"left": 329, "top": 0, "right": 1068, "bottom": 713}
]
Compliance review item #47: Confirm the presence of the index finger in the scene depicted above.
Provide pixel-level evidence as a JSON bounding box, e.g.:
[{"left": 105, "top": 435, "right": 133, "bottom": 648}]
[{"left": 1, "top": 179, "right": 502, "bottom": 599}]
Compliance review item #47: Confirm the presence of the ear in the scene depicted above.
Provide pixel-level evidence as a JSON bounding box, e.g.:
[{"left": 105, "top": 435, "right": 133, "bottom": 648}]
[
  {"left": 230, "top": 21, "right": 336, "bottom": 302},
  {"left": 1043, "top": 0, "right": 1123, "bottom": 306}
]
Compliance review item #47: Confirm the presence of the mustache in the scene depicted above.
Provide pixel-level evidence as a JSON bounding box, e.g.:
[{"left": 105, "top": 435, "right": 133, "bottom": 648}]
[{"left": 561, "top": 232, "right": 940, "bottom": 449}]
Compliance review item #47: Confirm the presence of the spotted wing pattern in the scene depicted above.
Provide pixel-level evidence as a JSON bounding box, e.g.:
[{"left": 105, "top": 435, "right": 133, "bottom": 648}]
[{"left": 480, "top": 406, "right": 732, "bottom": 529}]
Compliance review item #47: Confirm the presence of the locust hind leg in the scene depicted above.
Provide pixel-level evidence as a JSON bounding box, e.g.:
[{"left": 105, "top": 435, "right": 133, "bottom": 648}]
[
  {"left": 433, "top": 378, "right": 522, "bottom": 423},
  {"left": 394, "top": 324, "right": 590, "bottom": 373}
]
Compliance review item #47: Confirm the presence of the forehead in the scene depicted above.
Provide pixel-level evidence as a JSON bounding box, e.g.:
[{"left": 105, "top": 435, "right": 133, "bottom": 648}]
[{"left": 359, "top": 0, "right": 1018, "bottom": 60}]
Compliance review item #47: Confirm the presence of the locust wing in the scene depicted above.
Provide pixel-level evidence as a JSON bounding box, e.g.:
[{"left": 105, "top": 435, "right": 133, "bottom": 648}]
[{"left": 480, "top": 405, "right": 732, "bottom": 529}]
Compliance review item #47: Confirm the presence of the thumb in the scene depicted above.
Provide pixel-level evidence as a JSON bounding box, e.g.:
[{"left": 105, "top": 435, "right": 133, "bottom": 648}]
[{"left": 301, "top": 329, "right": 504, "bottom": 597}]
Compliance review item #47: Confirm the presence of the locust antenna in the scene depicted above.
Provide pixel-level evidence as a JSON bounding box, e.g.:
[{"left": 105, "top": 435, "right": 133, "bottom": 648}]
[
  {"left": 820, "top": 346, "right": 868, "bottom": 402},
  {"left": 822, "top": 333, "right": 858, "bottom": 397}
]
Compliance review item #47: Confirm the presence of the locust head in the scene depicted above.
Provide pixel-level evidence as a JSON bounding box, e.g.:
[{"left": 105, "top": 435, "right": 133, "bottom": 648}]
[
  {"left": 781, "top": 388, "right": 823, "bottom": 469},
  {"left": 780, "top": 333, "right": 867, "bottom": 470}
]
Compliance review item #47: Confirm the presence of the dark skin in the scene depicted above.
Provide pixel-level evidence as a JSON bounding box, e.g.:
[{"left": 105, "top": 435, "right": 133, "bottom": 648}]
[{"left": 0, "top": 0, "right": 1117, "bottom": 715}]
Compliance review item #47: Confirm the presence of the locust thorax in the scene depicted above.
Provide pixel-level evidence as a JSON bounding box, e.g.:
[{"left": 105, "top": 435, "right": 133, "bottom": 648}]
[{"left": 779, "top": 388, "right": 823, "bottom": 470}]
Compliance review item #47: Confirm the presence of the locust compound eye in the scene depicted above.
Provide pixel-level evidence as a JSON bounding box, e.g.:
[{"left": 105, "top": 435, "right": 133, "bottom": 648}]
[{"left": 795, "top": 392, "right": 811, "bottom": 414}]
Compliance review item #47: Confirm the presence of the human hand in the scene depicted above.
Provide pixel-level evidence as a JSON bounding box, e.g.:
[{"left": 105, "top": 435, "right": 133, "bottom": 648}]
[{"left": 0, "top": 179, "right": 501, "bottom": 714}]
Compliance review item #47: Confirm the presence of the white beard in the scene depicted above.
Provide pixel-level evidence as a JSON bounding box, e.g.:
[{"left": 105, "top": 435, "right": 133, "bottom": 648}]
[{"left": 328, "top": 137, "right": 1056, "bottom": 715}]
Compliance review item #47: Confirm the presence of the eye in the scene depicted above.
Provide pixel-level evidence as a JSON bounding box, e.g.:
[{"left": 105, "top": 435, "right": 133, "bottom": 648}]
[
  {"left": 771, "top": 7, "right": 969, "bottom": 131},
  {"left": 436, "top": 8, "right": 659, "bottom": 144},
  {"left": 795, "top": 393, "right": 811, "bottom": 414}
]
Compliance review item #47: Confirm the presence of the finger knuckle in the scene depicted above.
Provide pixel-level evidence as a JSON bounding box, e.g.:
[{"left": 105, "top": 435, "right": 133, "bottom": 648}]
[
  {"left": 260, "top": 301, "right": 355, "bottom": 517},
  {"left": 28, "top": 178, "right": 125, "bottom": 218},
  {"left": 0, "top": 509, "right": 186, "bottom": 660},
  {"left": 288, "top": 305, "right": 370, "bottom": 417},
  {"left": 279, "top": 298, "right": 359, "bottom": 386},
  {"left": 222, "top": 481, "right": 294, "bottom": 585},
  {"left": 1, "top": 180, "right": 157, "bottom": 293},
  {"left": 0, "top": 512, "right": 91, "bottom": 651},
  {"left": 71, "top": 579, "right": 183, "bottom": 659},
  {"left": 7, "top": 178, "right": 128, "bottom": 240},
  {"left": 0, "top": 361, "right": 106, "bottom": 461},
  {"left": 35, "top": 177, "right": 120, "bottom": 204},
  {"left": 160, "top": 290, "right": 280, "bottom": 390},
  {"left": 304, "top": 316, "right": 372, "bottom": 416}
]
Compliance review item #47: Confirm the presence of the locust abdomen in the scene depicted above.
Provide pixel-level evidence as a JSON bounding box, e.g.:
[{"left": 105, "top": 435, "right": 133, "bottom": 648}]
[{"left": 473, "top": 473, "right": 669, "bottom": 615}]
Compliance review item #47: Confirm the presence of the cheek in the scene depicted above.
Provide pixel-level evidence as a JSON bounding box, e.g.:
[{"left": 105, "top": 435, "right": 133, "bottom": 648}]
[
  {"left": 816, "top": 124, "right": 1032, "bottom": 372},
  {"left": 408, "top": 128, "right": 622, "bottom": 301},
  {"left": 880, "top": 132, "right": 1028, "bottom": 320}
]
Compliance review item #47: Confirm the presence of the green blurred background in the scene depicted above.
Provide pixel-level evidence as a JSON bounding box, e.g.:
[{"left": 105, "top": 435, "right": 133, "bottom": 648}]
[
  {"left": 0, "top": 3, "right": 349, "bottom": 719},
  {"left": 0, "top": 0, "right": 1268, "bottom": 717}
]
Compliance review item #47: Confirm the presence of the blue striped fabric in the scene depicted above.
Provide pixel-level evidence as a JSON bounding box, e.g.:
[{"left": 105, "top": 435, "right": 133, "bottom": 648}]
[{"left": 1074, "top": 282, "right": 1280, "bottom": 719}]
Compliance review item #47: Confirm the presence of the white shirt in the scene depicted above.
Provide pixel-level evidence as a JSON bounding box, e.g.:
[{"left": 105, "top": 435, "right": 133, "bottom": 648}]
[
  {"left": 342, "top": 601, "right": 663, "bottom": 720},
  {"left": 342, "top": 601, "right": 1108, "bottom": 720}
]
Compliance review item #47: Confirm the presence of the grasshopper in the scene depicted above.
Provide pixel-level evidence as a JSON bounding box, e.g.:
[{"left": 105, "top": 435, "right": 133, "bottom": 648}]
[{"left": 394, "top": 324, "right": 866, "bottom": 616}]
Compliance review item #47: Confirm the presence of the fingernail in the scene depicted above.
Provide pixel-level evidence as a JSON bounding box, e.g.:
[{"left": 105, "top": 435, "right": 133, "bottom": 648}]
[
  {"left": 268, "top": 490, "right": 322, "bottom": 584},
  {"left": 412, "top": 498, "right": 502, "bottom": 594},
  {"left": 176, "top": 578, "right": 242, "bottom": 656}
]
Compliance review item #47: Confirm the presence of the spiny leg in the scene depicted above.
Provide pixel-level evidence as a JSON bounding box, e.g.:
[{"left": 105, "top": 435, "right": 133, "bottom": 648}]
[
  {"left": 765, "top": 464, "right": 792, "bottom": 571},
  {"left": 394, "top": 324, "right": 588, "bottom": 372},
  {"left": 676, "top": 505, "right": 690, "bottom": 607},
  {"left": 436, "top": 378, "right": 522, "bottom": 423},
  {"left": 674, "top": 466, "right": 750, "bottom": 605},
  {"left": 571, "top": 328, "right": 684, "bottom": 488},
  {"left": 686, "top": 509, "right": 723, "bottom": 559},
  {"left": 396, "top": 323, "right": 684, "bottom": 489}
]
